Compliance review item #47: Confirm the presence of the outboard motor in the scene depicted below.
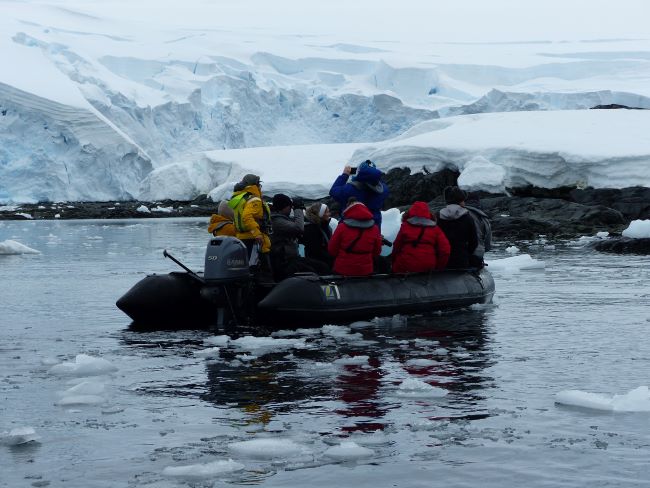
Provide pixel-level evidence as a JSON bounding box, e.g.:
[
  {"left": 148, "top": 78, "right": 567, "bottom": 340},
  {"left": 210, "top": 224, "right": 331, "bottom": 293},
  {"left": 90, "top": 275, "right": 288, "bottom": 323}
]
[
  {"left": 200, "top": 236, "right": 253, "bottom": 328},
  {"left": 203, "top": 236, "right": 250, "bottom": 282}
]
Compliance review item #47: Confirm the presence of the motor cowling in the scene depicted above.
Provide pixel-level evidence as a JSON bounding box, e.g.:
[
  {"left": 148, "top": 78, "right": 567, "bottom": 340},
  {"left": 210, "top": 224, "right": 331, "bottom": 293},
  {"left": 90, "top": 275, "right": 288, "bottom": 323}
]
[{"left": 204, "top": 236, "right": 250, "bottom": 283}]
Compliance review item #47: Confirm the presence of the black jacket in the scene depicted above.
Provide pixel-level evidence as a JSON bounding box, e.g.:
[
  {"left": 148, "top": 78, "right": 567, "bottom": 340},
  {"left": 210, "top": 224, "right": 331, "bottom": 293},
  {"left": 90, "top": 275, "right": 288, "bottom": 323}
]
[
  {"left": 437, "top": 204, "right": 478, "bottom": 269},
  {"left": 301, "top": 220, "right": 333, "bottom": 267}
]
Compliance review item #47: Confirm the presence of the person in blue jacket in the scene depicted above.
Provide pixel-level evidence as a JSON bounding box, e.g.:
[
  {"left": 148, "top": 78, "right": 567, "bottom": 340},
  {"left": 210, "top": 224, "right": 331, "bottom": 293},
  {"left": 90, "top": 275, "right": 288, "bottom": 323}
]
[{"left": 329, "top": 160, "right": 389, "bottom": 230}]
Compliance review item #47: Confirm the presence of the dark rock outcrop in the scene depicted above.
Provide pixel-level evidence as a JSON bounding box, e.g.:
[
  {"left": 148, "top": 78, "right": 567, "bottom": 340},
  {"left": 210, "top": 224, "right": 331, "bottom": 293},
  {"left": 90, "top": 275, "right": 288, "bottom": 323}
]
[
  {"left": 382, "top": 167, "right": 460, "bottom": 209},
  {"left": 569, "top": 187, "right": 650, "bottom": 221},
  {"left": 593, "top": 237, "right": 650, "bottom": 254}
]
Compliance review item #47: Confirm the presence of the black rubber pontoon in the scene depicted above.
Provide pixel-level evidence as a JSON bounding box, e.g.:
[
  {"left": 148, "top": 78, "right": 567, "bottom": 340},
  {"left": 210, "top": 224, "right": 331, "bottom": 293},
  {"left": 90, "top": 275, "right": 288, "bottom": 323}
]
[{"left": 116, "top": 236, "right": 495, "bottom": 329}]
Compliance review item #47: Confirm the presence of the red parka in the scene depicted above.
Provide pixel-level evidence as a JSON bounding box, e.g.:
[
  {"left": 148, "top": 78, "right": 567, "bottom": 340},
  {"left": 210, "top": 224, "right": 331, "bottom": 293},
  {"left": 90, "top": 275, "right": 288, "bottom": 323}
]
[
  {"left": 328, "top": 203, "right": 382, "bottom": 276},
  {"left": 391, "top": 201, "right": 451, "bottom": 273}
]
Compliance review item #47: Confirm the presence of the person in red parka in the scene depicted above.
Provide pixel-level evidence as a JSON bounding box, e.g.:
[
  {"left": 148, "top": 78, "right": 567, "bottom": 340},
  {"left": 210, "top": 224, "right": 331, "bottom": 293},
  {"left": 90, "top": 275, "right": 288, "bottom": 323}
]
[
  {"left": 328, "top": 201, "right": 382, "bottom": 276},
  {"left": 391, "top": 201, "right": 451, "bottom": 273}
]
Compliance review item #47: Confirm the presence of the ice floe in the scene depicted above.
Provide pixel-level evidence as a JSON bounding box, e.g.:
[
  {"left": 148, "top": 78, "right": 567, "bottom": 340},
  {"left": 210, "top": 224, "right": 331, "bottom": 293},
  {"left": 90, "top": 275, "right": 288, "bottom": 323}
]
[
  {"left": 0, "top": 427, "right": 40, "bottom": 446},
  {"left": 396, "top": 378, "right": 449, "bottom": 399},
  {"left": 323, "top": 441, "right": 374, "bottom": 461},
  {"left": 194, "top": 347, "right": 221, "bottom": 359},
  {"left": 228, "top": 438, "right": 309, "bottom": 459},
  {"left": 486, "top": 254, "right": 545, "bottom": 272},
  {"left": 163, "top": 459, "right": 245, "bottom": 479},
  {"left": 556, "top": 386, "right": 650, "bottom": 412},
  {"left": 0, "top": 239, "right": 40, "bottom": 255},
  {"left": 48, "top": 354, "right": 118, "bottom": 377}
]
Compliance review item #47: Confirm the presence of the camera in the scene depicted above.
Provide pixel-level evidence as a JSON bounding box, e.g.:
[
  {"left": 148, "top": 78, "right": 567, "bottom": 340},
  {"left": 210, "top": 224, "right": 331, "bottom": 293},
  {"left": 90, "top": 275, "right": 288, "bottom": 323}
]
[{"left": 349, "top": 167, "right": 357, "bottom": 175}]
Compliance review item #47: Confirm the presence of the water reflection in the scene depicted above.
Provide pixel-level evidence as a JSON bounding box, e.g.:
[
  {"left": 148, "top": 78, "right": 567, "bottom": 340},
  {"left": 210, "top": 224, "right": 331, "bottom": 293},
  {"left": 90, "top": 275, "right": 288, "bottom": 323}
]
[{"left": 199, "top": 308, "right": 495, "bottom": 432}]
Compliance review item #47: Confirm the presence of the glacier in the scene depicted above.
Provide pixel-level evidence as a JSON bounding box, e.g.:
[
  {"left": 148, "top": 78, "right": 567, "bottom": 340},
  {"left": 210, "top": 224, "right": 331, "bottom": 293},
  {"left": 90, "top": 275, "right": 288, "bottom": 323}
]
[{"left": 1, "top": 0, "right": 649, "bottom": 203}]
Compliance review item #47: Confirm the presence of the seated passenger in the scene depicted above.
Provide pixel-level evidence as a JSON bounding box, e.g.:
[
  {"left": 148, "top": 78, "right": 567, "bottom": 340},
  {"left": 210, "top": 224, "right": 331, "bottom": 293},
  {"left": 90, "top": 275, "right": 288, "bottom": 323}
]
[
  {"left": 301, "top": 203, "right": 333, "bottom": 271},
  {"left": 391, "top": 201, "right": 450, "bottom": 273},
  {"left": 207, "top": 200, "right": 236, "bottom": 237},
  {"left": 328, "top": 201, "right": 382, "bottom": 276},
  {"left": 437, "top": 186, "right": 478, "bottom": 269},
  {"left": 270, "top": 194, "right": 329, "bottom": 281}
]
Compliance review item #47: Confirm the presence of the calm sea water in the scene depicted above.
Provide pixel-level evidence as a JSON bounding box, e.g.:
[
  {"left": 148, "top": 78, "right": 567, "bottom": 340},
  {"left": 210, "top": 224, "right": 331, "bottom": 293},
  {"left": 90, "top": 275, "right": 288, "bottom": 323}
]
[{"left": 1, "top": 218, "right": 649, "bottom": 487}]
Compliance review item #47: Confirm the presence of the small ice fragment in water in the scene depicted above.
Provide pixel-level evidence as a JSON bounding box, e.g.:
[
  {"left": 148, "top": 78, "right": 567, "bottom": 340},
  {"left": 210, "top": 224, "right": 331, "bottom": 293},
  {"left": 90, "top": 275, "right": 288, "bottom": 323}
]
[
  {"left": 228, "top": 438, "right": 308, "bottom": 459},
  {"left": 396, "top": 378, "right": 448, "bottom": 399},
  {"left": 163, "top": 459, "right": 245, "bottom": 478},
  {"left": 323, "top": 441, "right": 374, "bottom": 460},
  {"left": 0, "top": 427, "right": 40, "bottom": 445}
]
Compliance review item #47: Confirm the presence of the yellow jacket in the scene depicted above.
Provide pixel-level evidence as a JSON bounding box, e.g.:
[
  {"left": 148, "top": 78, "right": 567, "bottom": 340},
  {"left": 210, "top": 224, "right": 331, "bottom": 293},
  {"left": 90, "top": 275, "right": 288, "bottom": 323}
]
[
  {"left": 207, "top": 214, "right": 236, "bottom": 237},
  {"left": 231, "top": 185, "right": 271, "bottom": 253}
]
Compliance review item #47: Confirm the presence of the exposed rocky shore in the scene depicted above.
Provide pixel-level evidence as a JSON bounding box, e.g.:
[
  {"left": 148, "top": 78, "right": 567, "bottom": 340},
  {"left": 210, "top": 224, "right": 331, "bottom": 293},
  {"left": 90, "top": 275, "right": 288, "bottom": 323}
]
[{"left": 2, "top": 168, "right": 649, "bottom": 248}]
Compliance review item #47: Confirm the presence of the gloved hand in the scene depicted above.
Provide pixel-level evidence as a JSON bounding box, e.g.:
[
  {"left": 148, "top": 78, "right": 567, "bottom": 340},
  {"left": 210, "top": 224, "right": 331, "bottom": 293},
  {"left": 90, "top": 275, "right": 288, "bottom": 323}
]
[{"left": 292, "top": 197, "right": 305, "bottom": 210}]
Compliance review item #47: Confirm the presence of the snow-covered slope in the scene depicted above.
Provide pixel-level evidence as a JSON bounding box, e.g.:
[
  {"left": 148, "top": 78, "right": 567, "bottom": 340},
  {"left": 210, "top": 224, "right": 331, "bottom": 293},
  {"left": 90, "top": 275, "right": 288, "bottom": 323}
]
[{"left": 1, "top": 0, "right": 649, "bottom": 203}]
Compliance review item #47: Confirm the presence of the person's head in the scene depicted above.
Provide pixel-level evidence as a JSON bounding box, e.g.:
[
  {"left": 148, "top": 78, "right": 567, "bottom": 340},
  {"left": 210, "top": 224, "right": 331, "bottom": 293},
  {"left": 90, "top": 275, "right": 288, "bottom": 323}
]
[
  {"left": 353, "top": 160, "right": 382, "bottom": 185},
  {"left": 444, "top": 186, "right": 467, "bottom": 206},
  {"left": 406, "top": 201, "right": 433, "bottom": 219},
  {"left": 272, "top": 193, "right": 293, "bottom": 215},
  {"left": 306, "top": 203, "right": 331, "bottom": 224},
  {"left": 240, "top": 174, "right": 261, "bottom": 189}
]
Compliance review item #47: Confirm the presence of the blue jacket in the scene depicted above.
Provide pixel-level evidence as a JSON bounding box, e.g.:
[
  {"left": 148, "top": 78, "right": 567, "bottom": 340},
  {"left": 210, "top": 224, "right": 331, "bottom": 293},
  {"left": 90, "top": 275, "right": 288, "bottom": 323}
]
[{"left": 329, "top": 166, "right": 389, "bottom": 229}]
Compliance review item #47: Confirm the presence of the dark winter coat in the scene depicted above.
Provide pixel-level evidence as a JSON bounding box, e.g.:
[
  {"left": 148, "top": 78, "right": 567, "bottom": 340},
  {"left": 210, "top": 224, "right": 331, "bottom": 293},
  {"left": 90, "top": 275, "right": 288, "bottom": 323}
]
[
  {"left": 270, "top": 209, "right": 304, "bottom": 265},
  {"left": 391, "top": 202, "right": 451, "bottom": 273},
  {"left": 437, "top": 204, "right": 479, "bottom": 269},
  {"left": 328, "top": 203, "right": 382, "bottom": 276},
  {"left": 466, "top": 205, "right": 492, "bottom": 266},
  {"left": 329, "top": 165, "right": 389, "bottom": 229},
  {"left": 302, "top": 220, "right": 333, "bottom": 268}
]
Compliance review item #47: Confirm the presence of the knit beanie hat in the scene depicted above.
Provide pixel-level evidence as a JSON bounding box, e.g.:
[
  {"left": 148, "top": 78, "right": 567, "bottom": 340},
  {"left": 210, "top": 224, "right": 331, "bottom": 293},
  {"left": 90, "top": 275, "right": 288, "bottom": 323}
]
[
  {"left": 240, "top": 174, "right": 260, "bottom": 187},
  {"left": 444, "top": 186, "right": 468, "bottom": 204},
  {"left": 272, "top": 193, "right": 293, "bottom": 210}
]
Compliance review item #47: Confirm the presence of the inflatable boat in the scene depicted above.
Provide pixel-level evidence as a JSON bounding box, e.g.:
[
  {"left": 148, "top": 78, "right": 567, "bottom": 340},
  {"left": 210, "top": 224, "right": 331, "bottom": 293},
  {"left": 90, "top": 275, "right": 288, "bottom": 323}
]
[{"left": 116, "top": 236, "right": 495, "bottom": 329}]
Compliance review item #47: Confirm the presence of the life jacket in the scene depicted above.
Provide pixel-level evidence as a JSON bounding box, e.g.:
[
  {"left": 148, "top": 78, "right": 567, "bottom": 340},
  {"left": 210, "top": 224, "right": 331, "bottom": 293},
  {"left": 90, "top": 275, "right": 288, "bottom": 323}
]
[
  {"left": 228, "top": 190, "right": 271, "bottom": 235},
  {"left": 207, "top": 214, "right": 236, "bottom": 236}
]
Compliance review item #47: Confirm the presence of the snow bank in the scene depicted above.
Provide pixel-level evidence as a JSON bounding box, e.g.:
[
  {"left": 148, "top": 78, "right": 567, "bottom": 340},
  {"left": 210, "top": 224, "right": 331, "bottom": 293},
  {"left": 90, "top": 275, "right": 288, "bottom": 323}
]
[
  {"left": 323, "top": 441, "right": 374, "bottom": 461},
  {"left": 2, "top": 1, "right": 650, "bottom": 203},
  {"left": 0, "top": 427, "right": 40, "bottom": 446},
  {"left": 228, "top": 438, "right": 308, "bottom": 459},
  {"left": 0, "top": 240, "right": 40, "bottom": 255},
  {"left": 556, "top": 386, "right": 650, "bottom": 412},
  {"left": 622, "top": 220, "right": 650, "bottom": 239},
  {"left": 487, "top": 254, "right": 545, "bottom": 272},
  {"left": 163, "top": 459, "right": 244, "bottom": 479},
  {"left": 395, "top": 378, "right": 448, "bottom": 399},
  {"left": 48, "top": 354, "right": 118, "bottom": 377}
]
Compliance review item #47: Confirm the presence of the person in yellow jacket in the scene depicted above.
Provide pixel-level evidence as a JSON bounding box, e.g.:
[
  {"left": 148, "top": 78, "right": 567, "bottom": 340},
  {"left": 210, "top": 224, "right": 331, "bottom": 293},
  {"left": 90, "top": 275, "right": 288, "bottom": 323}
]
[
  {"left": 228, "top": 174, "right": 272, "bottom": 255},
  {"left": 207, "top": 200, "right": 236, "bottom": 237}
]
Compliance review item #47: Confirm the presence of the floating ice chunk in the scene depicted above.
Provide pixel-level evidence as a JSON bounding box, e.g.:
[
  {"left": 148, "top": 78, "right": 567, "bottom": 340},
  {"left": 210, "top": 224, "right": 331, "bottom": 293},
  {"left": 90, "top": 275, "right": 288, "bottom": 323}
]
[
  {"left": 163, "top": 459, "right": 245, "bottom": 479},
  {"left": 349, "top": 321, "right": 374, "bottom": 329},
  {"left": 0, "top": 240, "right": 40, "bottom": 255},
  {"left": 333, "top": 355, "right": 369, "bottom": 366},
  {"left": 54, "top": 214, "right": 61, "bottom": 219},
  {"left": 396, "top": 378, "right": 448, "bottom": 399},
  {"left": 136, "top": 205, "right": 151, "bottom": 213},
  {"left": 556, "top": 386, "right": 650, "bottom": 412},
  {"left": 236, "top": 354, "right": 257, "bottom": 362},
  {"left": 321, "top": 325, "right": 353, "bottom": 337},
  {"left": 405, "top": 358, "right": 438, "bottom": 367},
  {"left": 486, "top": 254, "right": 545, "bottom": 272},
  {"left": 348, "top": 431, "right": 389, "bottom": 446},
  {"left": 229, "top": 336, "right": 308, "bottom": 355},
  {"left": 61, "top": 381, "right": 105, "bottom": 396},
  {"left": 48, "top": 354, "right": 118, "bottom": 377},
  {"left": 205, "top": 335, "right": 230, "bottom": 346},
  {"left": 323, "top": 441, "right": 373, "bottom": 460},
  {"left": 505, "top": 245, "right": 520, "bottom": 254},
  {"left": 596, "top": 231, "right": 609, "bottom": 238},
  {"left": 0, "top": 427, "right": 40, "bottom": 445},
  {"left": 622, "top": 220, "right": 650, "bottom": 239},
  {"left": 40, "top": 356, "right": 60, "bottom": 366},
  {"left": 228, "top": 438, "right": 308, "bottom": 459},
  {"left": 432, "top": 348, "right": 448, "bottom": 355},
  {"left": 57, "top": 395, "right": 105, "bottom": 406},
  {"left": 194, "top": 347, "right": 221, "bottom": 359}
]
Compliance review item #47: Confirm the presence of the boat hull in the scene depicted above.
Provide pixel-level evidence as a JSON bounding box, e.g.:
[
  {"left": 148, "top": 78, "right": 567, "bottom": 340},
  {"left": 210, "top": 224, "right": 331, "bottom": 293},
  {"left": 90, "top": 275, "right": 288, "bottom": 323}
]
[{"left": 256, "top": 269, "right": 494, "bottom": 326}]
